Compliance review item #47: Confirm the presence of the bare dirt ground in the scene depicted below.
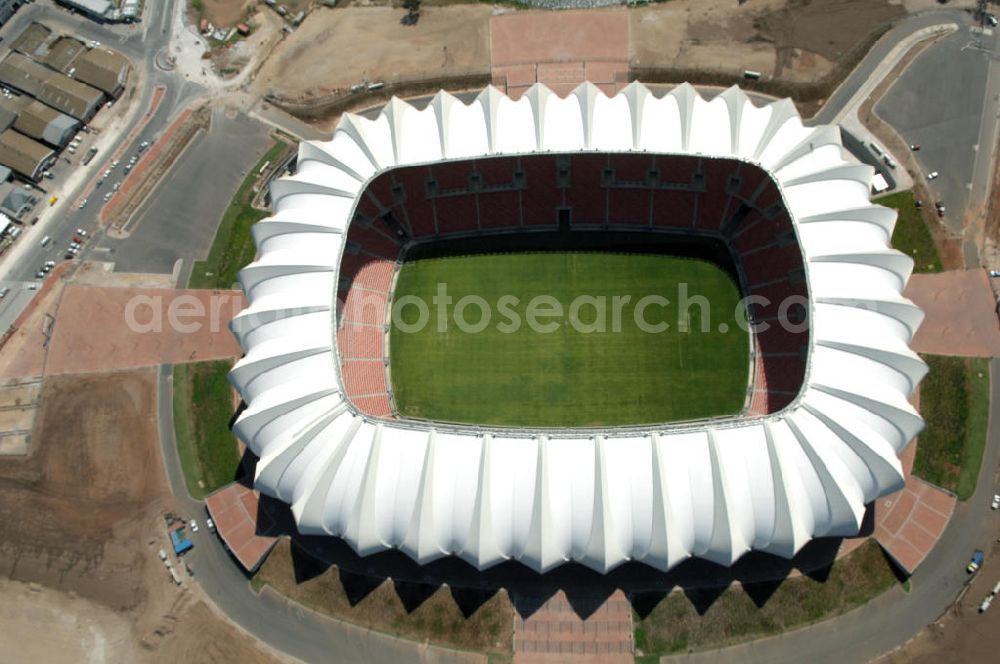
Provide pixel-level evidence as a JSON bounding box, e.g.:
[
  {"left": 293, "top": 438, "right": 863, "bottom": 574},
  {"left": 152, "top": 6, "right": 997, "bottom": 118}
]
[
  {"left": 0, "top": 369, "right": 283, "bottom": 663},
  {"left": 630, "top": 0, "right": 902, "bottom": 82},
  {"left": 253, "top": 5, "right": 492, "bottom": 100},
  {"left": 0, "top": 371, "right": 168, "bottom": 609},
  {"left": 196, "top": 0, "right": 256, "bottom": 27}
]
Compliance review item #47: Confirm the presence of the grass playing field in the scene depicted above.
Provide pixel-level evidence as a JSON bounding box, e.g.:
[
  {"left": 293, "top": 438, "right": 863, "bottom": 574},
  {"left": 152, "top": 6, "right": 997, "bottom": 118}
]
[{"left": 389, "top": 252, "right": 749, "bottom": 428}]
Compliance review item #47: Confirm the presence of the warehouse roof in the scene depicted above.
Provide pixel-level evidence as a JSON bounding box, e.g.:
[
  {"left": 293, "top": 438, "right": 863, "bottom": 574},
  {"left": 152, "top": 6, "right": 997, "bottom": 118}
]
[
  {"left": 0, "top": 129, "right": 53, "bottom": 180},
  {"left": 15, "top": 99, "right": 78, "bottom": 147},
  {"left": 40, "top": 36, "right": 87, "bottom": 72},
  {"left": 72, "top": 48, "right": 130, "bottom": 96},
  {"left": 9, "top": 23, "right": 51, "bottom": 58},
  {"left": 0, "top": 53, "right": 103, "bottom": 120}
]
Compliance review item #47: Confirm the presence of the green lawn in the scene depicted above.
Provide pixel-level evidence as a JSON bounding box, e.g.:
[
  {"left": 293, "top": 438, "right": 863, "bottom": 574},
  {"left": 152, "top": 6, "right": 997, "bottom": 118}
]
[
  {"left": 879, "top": 191, "right": 943, "bottom": 273},
  {"left": 389, "top": 252, "right": 748, "bottom": 427},
  {"left": 188, "top": 139, "right": 289, "bottom": 289},
  {"left": 172, "top": 360, "right": 242, "bottom": 499},
  {"left": 913, "top": 355, "right": 991, "bottom": 500},
  {"left": 633, "top": 540, "right": 901, "bottom": 656}
]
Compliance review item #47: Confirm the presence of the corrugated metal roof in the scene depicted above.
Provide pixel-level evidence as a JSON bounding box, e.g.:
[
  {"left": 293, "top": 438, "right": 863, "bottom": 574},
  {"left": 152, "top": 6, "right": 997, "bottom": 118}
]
[
  {"left": 0, "top": 53, "right": 103, "bottom": 120},
  {"left": 0, "top": 128, "right": 53, "bottom": 179}
]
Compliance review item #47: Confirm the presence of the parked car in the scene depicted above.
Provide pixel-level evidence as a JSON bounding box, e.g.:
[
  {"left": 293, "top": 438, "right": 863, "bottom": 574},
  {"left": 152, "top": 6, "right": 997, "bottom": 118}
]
[
  {"left": 206, "top": 517, "right": 216, "bottom": 533},
  {"left": 103, "top": 192, "right": 112, "bottom": 201},
  {"left": 927, "top": 171, "right": 939, "bottom": 180},
  {"left": 76, "top": 228, "right": 87, "bottom": 237},
  {"left": 44, "top": 261, "right": 55, "bottom": 268},
  {"left": 35, "top": 271, "right": 44, "bottom": 279},
  {"left": 992, "top": 494, "right": 1000, "bottom": 509},
  {"left": 0, "top": 287, "right": 9, "bottom": 299},
  {"left": 78, "top": 198, "right": 88, "bottom": 209},
  {"left": 969, "top": 550, "right": 985, "bottom": 574},
  {"left": 909, "top": 144, "right": 921, "bottom": 151},
  {"left": 189, "top": 519, "right": 199, "bottom": 533},
  {"left": 935, "top": 201, "right": 946, "bottom": 217},
  {"left": 64, "top": 253, "right": 74, "bottom": 260}
]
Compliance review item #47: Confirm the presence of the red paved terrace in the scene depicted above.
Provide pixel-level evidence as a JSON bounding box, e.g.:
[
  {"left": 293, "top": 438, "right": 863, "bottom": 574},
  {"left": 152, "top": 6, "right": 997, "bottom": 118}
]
[
  {"left": 904, "top": 269, "right": 1000, "bottom": 356},
  {"left": 872, "top": 419, "right": 957, "bottom": 574},
  {"left": 513, "top": 590, "right": 633, "bottom": 663},
  {"left": 205, "top": 482, "right": 278, "bottom": 573},
  {"left": 490, "top": 9, "right": 629, "bottom": 99}
]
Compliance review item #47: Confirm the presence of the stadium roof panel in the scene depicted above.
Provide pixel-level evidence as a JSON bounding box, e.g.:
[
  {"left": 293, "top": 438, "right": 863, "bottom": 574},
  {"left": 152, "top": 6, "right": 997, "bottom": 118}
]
[{"left": 229, "top": 82, "right": 926, "bottom": 574}]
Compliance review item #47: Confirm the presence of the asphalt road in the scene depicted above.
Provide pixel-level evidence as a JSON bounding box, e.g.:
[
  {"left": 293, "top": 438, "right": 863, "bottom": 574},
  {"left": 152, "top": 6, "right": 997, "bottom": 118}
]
[
  {"left": 877, "top": 23, "right": 994, "bottom": 238},
  {"left": 96, "top": 107, "right": 272, "bottom": 275}
]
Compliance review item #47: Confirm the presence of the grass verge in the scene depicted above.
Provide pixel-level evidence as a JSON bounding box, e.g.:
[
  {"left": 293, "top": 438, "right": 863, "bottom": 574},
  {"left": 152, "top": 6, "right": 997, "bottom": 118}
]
[
  {"left": 913, "top": 355, "right": 991, "bottom": 499},
  {"left": 188, "top": 139, "right": 289, "bottom": 289},
  {"left": 880, "top": 191, "right": 943, "bottom": 273},
  {"left": 172, "top": 360, "right": 241, "bottom": 500},
  {"left": 391, "top": 253, "right": 748, "bottom": 427},
  {"left": 633, "top": 540, "right": 901, "bottom": 656},
  {"left": 253, "top": 539, "right": 513, "bottom": 655}
]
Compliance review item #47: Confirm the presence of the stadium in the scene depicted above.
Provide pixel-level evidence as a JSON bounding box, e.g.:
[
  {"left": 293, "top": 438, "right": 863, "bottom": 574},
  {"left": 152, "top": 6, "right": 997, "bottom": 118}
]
[{"left": 228, "top": 82, "right": 926, "bottom": 574}]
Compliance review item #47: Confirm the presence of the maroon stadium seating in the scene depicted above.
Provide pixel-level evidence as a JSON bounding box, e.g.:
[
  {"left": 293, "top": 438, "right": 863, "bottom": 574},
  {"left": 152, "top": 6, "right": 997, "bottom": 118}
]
[{"left": 336, "top": 152, "right": 810, "bottom": 420}]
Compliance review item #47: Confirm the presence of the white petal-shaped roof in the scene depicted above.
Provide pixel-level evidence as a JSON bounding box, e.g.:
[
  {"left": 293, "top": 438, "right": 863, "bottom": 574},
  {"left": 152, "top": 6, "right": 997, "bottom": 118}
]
[{"left": 230, "top": 83, "right": 926, "bottom": 574}]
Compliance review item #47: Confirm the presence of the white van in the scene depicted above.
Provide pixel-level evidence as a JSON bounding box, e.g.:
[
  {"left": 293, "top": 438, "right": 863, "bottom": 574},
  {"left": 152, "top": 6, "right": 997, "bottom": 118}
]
[{"left": 40, "top": 235, "right": 51, "bottom": 247}]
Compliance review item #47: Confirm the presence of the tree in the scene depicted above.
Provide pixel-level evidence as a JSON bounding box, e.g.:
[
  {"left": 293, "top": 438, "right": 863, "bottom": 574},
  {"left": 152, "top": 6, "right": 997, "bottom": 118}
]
[{"left": 402, "top": 0, "right": 421, "bottom": 24}]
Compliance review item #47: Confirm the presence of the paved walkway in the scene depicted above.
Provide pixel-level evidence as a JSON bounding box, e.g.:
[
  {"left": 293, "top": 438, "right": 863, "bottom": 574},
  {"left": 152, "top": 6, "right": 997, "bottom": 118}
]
[
  {"left": 904, "top": 269, "right": 1000, "bottom": 356},
  {"left": 490, "top": 10, "right": 629, "bottom": 99},
  {"left": 513, "top": 590, "right": 633, "bottom": 663},
  {"left": 45, "top": 284, "right": 244, "bottom": 374}
]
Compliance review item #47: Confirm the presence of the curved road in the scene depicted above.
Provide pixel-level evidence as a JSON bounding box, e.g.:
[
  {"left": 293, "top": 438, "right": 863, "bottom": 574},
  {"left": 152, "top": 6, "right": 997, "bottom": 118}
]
[{"left": 145, "top": 7, "right": 1000, "bottom": 664}]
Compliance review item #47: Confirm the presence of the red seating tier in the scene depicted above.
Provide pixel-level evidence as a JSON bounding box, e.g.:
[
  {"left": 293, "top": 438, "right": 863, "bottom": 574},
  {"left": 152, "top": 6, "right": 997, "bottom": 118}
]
[
  {"left": 337, "top": 323, "right": 385, "bottom": 360},
  {"left": 651, "top": 190, "right": 697, "bottom": 228},
  {"left": 434, "top": 196, "right": 479, "bottom": 234},
  {"left": 342, "top": 359, "right": 388, "bottom": 397},
  {"left": 607, "top": 188, "right": 650, "bottom": 226},
  {"left": 478, "top": 190, "right": 522, "bottom": 229}
]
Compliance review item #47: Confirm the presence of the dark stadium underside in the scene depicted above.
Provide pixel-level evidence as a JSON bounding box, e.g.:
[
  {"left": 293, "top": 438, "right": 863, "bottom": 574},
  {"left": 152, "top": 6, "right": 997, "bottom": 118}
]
[{"left": 335, "top": 152, "right": 811, "bottom": 424}]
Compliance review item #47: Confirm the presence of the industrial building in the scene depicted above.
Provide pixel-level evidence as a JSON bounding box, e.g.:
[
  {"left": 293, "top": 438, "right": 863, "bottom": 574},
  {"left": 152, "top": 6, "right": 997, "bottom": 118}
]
[
  {"left": 0, "top": 53, "right": 104, "bottom": 121},
  {"left": 0, "top": 128, "right": 54, "bottom": 180},
  {"left": 0, "top": 0, "right": 24, "bottom": 25},
  {"left": 71, "top": 47, "right": 130, "bottom": 97},
  {"left": 0, "top": 95, "right": 79, "bottom": 147},
  {"left": 54, "top": 0, "right": 117, "bottom": 23}
]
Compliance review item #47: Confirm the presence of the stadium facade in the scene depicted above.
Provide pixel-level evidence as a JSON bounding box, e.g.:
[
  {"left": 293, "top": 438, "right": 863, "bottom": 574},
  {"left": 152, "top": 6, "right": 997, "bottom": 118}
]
[{"left": 229, "top": 82, "right": 926, "bottom": 574}]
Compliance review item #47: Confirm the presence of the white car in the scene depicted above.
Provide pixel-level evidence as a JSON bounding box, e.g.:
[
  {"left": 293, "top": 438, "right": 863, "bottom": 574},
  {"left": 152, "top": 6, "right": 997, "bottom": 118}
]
[
  {"left": 189, "top": 519, "right": 199, "bottom": 533},
  {"left": 206, "top": 517, "right": 216, "bottom": 533},
  {"left": 76, "top": 228, "right": 87, "bottom": 237},
  {"left": 927, "top": 171, "right": 939, "bottom": 180},
  {"left": 78, "top": 199, "right": 88, "bottom": 209},
  {"left": 992, "top": 494, "right": 1000, "bottom": 509},
  {"left": 103, "top": 192, "right": 112, "bottom": 201}
]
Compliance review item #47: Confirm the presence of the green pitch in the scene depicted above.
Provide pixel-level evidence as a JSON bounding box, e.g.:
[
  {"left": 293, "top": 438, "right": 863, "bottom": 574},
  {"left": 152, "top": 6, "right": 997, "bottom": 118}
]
[{"left": 389, "top": 252, "right": 749, "bottom": 428}]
